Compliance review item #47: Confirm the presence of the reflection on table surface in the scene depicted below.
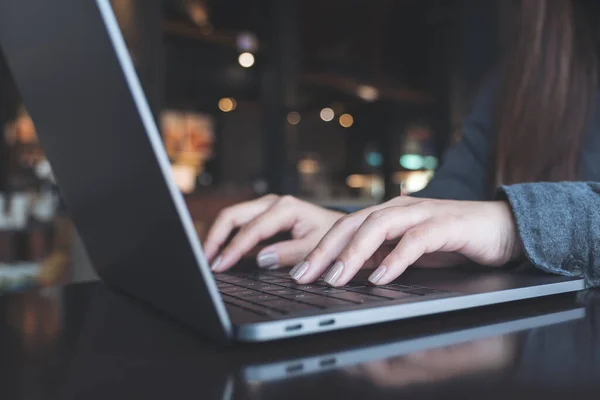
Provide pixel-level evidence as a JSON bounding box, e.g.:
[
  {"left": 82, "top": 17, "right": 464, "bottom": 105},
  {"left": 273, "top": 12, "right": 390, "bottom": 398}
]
[{"left": 1, "top": 282, "right": 599, "bottom": 399}]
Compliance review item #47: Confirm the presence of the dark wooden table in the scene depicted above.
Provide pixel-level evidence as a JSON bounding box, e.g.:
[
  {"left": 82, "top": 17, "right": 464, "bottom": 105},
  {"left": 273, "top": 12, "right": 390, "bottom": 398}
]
[{"left": 1, "top": 277, "right": 599, "bottom": 399}]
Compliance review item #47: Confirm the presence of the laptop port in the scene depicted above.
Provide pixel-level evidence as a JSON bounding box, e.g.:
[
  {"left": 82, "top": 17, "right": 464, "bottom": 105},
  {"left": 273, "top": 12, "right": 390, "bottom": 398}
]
[
  {"left": 285, "top": 324, "right": 303, "bottom": 332},
  {"left": 319, "top": 319, "right": 335, "bottom": 327},
  {"left": 319, "top": 357, "right": 337, "bottom": 367},
  {"left": 286, "top": 363, "right": 304, "bottom": 373}
]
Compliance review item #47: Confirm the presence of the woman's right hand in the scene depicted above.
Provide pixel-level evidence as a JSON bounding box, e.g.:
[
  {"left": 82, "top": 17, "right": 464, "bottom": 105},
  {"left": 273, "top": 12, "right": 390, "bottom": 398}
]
[{"left": 204, "top": 194, "right": 345, "bottom": 272}]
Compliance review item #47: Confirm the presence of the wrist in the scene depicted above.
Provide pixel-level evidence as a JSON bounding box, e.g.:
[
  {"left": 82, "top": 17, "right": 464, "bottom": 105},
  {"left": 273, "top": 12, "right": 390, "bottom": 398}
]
[{"left": 499, "top": 200, "right": 524, "bottom": 262}]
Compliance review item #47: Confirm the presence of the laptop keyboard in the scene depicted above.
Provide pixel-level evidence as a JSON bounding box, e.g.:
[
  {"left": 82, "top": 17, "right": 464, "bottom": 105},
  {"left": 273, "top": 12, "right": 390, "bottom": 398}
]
[{"left": 216, "top": 270, "right": 447, "bottom": 317}]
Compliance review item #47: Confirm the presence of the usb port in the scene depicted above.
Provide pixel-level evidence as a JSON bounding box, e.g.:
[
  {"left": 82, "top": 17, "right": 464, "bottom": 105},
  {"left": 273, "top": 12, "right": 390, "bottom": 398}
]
[
  {"left": 285, "top": 324, "right": 303, "bottom": 332},
  {"left": 286, "top": 363, "right": 304, "bottom": 373},
  {"left": 319, "top": 319, "right": 335, "bottom": 327},
  {"left": 319, "top": 357, "right": 337, "bottom": 367}
]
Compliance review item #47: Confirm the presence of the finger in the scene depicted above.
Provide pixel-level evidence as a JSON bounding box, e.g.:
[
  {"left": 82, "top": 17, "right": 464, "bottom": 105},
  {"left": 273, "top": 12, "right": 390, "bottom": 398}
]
[
  {"left": 292, "top": 211, "right": 370, "bottom": 283},
  {"left": 212, "top": 201, "right": 296, "bottom": 272},
  {"left": 368, "top": 218, "right": 460, "bottom": 285},
  {"left": 203, "top": 195, "right": 278, "bottom": 261},
  {"left": 323, "top": 205, "right": 434, "bottom": 286},
  {"left": 256, "top": 238, "right": 315, "bottom": 269}
]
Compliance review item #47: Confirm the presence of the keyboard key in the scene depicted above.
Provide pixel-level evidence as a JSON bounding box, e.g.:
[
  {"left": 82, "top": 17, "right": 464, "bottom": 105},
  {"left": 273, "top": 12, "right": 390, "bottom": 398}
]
[
  {"left": 314, "top": 282, "right": 365, "bottom": 289},
  {"left": 238, "top": 281, "right": 262, "bottom": 288},
  {"left": 286, "top": 293, "right": 313, "bottom": 300},
  {"left": 247, "top": 294, "right": 280, "bottom": 302},
  {"left": 270, "top": 289, "right": 300, "bottom": 296},
  {"left": 256, "top": 276, "right": 292, "bottom": 283},
  {"left": 216, "top": 275, "right": 247, "bottom": 284},
  {"left": 348, "top": 287, "right": 418, "bottom": 300},
  {"left": 235, "top": 290, "right": 261, "bottom": 297},
  {"left": 283, "top": 284, "right": 321, "bottom": 291},
  {"left": 243, "top": 272, "right": 265, "bottom": 279},
  {"left": 306, "top": 287, "right": 347, "bottom": 295},
  {"left": 327, "top": 292, "right": 384, "bottom": 304},
  {"left": 253, "top": 284, "right": 286, "bottom": 291},
  {"left": 219, "top": 286, "right": 246, "bottom": 293}
]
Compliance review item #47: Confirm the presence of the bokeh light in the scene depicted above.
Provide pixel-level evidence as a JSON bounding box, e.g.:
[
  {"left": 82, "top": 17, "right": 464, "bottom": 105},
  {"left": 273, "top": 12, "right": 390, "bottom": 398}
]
[
  {"left": 218, "top": 98, "right": 237, "bottom": 112},
  {"left": 287, "top": 111, "right": 301, "bottom": 125},
  {"left": 238, "top": 52, "right": 255, "bottom": 68},
  {"left": 357, "top": 85, "right": 379, "bottom": 102},
  {"left": 320, "top": 107, "right": 335, "bottom": 122},
  {"left": 339, "top": 113, "right": 354, "bottom": 128}
]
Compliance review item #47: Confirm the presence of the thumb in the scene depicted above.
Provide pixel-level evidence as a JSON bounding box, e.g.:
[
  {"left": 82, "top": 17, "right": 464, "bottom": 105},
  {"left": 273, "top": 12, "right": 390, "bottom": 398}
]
[{"left": 257, "top": 239, "right": 315, "bottom": 269}]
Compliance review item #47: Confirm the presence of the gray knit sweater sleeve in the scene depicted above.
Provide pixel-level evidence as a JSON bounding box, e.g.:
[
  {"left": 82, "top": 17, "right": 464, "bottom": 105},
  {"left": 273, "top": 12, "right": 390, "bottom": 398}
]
[{"left": 498, "top": 182, "right": 600, "bottom": 288}]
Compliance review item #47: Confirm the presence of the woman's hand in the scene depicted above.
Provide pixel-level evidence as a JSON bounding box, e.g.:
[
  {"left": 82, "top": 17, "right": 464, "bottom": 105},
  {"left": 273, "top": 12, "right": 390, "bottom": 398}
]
[
  {"left": 289, "top": 197, "right": 523, "bottom": 286},
  {"left": 204, "top": 195, "right": 345, "bottom": 272}
]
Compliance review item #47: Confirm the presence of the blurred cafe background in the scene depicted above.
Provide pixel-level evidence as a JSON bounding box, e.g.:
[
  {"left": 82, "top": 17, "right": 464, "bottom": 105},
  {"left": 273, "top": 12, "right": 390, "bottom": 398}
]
[{"left": 0, "top": 0, "right": 505, "bottom": 293}]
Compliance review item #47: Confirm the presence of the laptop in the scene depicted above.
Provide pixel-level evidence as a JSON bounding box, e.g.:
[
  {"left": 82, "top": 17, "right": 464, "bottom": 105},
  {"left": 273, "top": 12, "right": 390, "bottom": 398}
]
[{"left": 0, "top": 0, "right": 585, "bottom": 343}]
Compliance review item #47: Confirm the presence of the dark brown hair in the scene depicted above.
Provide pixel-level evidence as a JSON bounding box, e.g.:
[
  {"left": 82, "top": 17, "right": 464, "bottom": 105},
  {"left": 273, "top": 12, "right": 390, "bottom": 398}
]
[{"left": 494, "top": 0, "right": 600, "bottom": 185}]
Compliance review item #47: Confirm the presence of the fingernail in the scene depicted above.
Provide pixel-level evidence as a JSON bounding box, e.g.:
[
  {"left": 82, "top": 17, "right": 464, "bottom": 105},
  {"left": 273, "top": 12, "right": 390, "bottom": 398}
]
[
  {"left": 257, "top": 251, "right": 279, "bottom": 269},
  {"left": 211, "top": 256, "right": 223, "bottom": 271},
  {"left": 324, "top": 261, "right": 344, "bottom": 286},
  {"left": 290, "top": 261, "right": 309, "bottom": 280},
  {"left": 368, "top": 265, "right": 387, "bottom": 285}
]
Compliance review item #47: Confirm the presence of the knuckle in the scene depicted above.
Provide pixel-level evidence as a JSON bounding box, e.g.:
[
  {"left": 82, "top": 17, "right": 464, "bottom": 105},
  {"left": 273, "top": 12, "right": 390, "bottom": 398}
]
[
  {"left": 262, "top": 194, "right": 279, "bottom": 203},
  {"left": 228, "top": 234, "right": 253, "bottom": 253},
  {"left": 335, "top": 214, "right": 356, "bottom": 228},
  {"left": 415, "top": 199, "right": 436, "bottom": 207},
  {"left": 217, "top": 207, "right": 234, "bottom": 220},
  {"left": 308, "top": 243, "right": 327, "bottom": 260},
  {"left": 331, "top": 216, "right": 347, "bottom": 229},
  {"left": 278, "top": 194, "right": 297, "bottom": 205},
  {"left": 404, "top": 227, "right": 429, "bottom": 243},
  {"left": 366, "top": 210, "right": 388, "bottom": 223},
  {"left": 342, "top": 243, "right": 362, "bottom": 260},
  {"left": 238, "top": 220, "right": 262, "bottom": 240},
  {"left": 410, "top": 201, "right": 436, "bottom": 215}
]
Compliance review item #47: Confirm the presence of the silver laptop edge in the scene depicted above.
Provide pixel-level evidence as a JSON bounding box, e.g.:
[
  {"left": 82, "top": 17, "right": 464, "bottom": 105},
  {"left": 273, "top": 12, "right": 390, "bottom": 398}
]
[
  {"left": 237, "top": 279, "right": 584, "bottom": 341},
  {"left": 95, "top": 0, "right": 232, "bottom": 334}
]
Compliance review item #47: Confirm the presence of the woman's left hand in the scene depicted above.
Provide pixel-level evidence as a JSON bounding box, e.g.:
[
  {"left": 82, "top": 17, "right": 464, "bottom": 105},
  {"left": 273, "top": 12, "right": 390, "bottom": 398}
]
[{"left": 290, "top": 197, "right": 524, "bottom": 286}]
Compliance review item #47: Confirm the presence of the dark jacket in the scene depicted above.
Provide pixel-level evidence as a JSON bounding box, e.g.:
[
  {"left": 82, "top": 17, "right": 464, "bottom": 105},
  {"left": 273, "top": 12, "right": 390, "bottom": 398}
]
[{"left": 414, "top": 80, "right": 600, "bottom": 287}]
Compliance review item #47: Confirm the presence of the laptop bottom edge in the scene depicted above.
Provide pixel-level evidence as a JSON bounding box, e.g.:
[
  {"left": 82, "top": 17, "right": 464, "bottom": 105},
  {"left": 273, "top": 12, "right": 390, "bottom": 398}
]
[{"left": 233, "top": 279, "right": 584, "bottom": 342}]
